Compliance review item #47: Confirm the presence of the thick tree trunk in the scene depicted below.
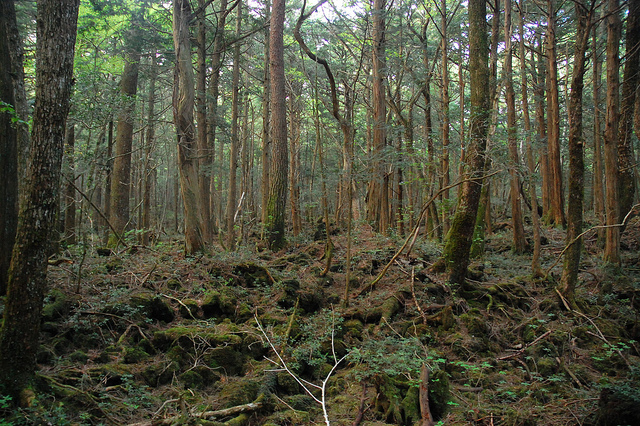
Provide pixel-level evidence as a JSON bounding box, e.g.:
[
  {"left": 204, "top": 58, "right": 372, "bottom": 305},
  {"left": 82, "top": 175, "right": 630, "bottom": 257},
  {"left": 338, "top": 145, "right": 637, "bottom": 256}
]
[
  {"left": 0, "top": 0, "right": 79, "bottom": 400},
  {"left": 109, "top": 42, "right": 140, "bottom": 247},
  {"left": 265, "top": 0, "right": 288, "bottom": 250},
  {"left": 604, "top": 0, "right": 621, "bottom": 263},
  {"left": 173, "top": 0, "right": 205, "bottom": 254},
  {"left": 443, "top": 0, "right": 489, "bottom": 286},
  {"left": 562, "top": 1, "right": 591, "bottom": 305},
  {"left": 367, "top": 0, "right": 389, "bottom": 234},
  {"left": 0, "top": 1, "right": 19, "bottom": 296},
  {"left": 546, "top": 0, "right": 566, "bottom": 227},
  {"left": 260, "top": 0, "right": 271, "bottom": 237},
  {"left": 504, "top": 0, "right": 526, "bottom": 253},
  {"left": 535, "top": 36, "right": 550, "bottom": 218},
  {"left": 440, "top": 0, "right": 451, "bottom": 236},
  {"left": 618, "top": 0, "right": 639, "bottom": 225}
]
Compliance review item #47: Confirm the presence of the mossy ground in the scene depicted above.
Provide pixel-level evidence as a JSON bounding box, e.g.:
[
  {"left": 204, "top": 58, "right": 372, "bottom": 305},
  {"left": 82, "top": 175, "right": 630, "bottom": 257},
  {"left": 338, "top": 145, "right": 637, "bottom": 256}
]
[{"left": 1, "top": 218, "right": 640, "bottom": 425}]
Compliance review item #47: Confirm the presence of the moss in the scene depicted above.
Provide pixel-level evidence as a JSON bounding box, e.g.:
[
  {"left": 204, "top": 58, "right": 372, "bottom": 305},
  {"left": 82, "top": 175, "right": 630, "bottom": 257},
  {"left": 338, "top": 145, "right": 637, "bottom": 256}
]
[
  {"left": 129, "top": 292, "right": 175, "bottom": 323},
  {"left": 276, "top": 371, "right": 300, "bottom": 394},
  {"left": 536, "top": 357, "right": 557, "bottom": 377},
  {"left": 123, "top": 346, "right": 149, "bottom": 364},
  {"left": 141, "top": 361, "right": 178, "bottom": 387},
  {"left": 399, "top": 385, "right": 421, "bottom": 424},
  {"left": 179, "top": 298, "right": 200, "bottom": 319},
  {"left": 343, "top": 319, "right": 364, "bottom": 339},
  {"left": 68, "top": 350, "right": 89, "bottom": 364},
  {"left": 180, "top": 370, "right": 204, "bottom": 389},
  {"left": 202, "top": 289, "right": 237, "bottom": 319},
  {"left": 429, "top": 369, "right": 450, "bottom": 420},
  {"left": 460, "top": 309, "right": 488, "bottom": 336},
  {"left": 153, "top": 326, "right": 243, "bottom": 351},
  {"left": 42, "top": 289, "right": 73, "bottom": 321},
  {"left": 233, "top": 263, "right": 273, "bottom": 287},
  {"left": 216, "top": 377, "right": 260, "bottom": 409}
]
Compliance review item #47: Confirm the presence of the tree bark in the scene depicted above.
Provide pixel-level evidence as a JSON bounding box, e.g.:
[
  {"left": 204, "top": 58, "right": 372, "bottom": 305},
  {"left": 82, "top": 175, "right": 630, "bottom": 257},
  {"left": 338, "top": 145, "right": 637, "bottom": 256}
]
[
  {"left": 142, "top": 52, "right": 157, "bottom": 246},
  {"left": 593, "top": 22, "right": 605, "bottom": 243},
  {"left": 443, "top": 0, "right": 489, "bottom": 286},
  {"left": 265, "top": 0, "right": 288, "bottom": 250},
  {"left": 504, "top": 0, "right": 526, "bottom": 253},
  {"left": 173, "top": 0, "right": 205, "bottom": 254},
  {"left": 618, "top": 0, "right": 639, "bottom": 225},
  {"left": 0, "top": 0, "right": 79, "bottom": 400},
  {"left": 226, "top": 0, "right": 243, "bottom": 250},
  {"left": 367, "top": 0, "right": 389, "bottom": 234},
  {"left": 440, "top": 0, "right": 451, "bottom": 236},
  {"left": 546, "top": 0, "right": 566, "bottom": 226},
  {"left": 604, "top": 0, "right": 621, "bottom": 263},
  {"left": 108, "top": 35, "right": 140, "bottom": 247},
  {"left": 196, "top": 0, "right": 211, "bottom": 241},
  {"left": 0, "top": 0, "right": 19, "bottom": 296},
  {"left": 562, "top": 0, "right": 592, "bottom": 305},
  {"left": 63, "top": 124, "right": 76, "bottom": 245},
  {"left": 260, "top": 0, "right": 271, "bottom": 237}
]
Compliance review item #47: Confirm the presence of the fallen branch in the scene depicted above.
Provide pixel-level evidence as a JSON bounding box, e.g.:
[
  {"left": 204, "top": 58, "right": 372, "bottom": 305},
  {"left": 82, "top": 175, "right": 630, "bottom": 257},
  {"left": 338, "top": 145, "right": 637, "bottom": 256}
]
[
  {"left": 419, "top": 365, "right": 436, "bottom": 426},
  {"left": 497, "top": 330, "right": 552, "bottom": 361},
  {"left": 127, "top": 399, "right": 264, "bottom": 426}
]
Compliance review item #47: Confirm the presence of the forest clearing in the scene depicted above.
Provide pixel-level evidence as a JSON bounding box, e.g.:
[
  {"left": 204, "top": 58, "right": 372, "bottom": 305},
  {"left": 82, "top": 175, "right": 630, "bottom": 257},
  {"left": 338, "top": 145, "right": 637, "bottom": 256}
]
[{"left": 1, "top": 0, "right": 640, "bottom": 424}]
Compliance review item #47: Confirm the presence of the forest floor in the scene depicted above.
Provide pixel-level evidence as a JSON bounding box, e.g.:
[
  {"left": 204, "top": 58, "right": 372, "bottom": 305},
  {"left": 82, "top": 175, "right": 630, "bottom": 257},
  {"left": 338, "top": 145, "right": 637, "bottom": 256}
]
[{"left": 1, "top": 217, "right": 640, "bottom": 426}]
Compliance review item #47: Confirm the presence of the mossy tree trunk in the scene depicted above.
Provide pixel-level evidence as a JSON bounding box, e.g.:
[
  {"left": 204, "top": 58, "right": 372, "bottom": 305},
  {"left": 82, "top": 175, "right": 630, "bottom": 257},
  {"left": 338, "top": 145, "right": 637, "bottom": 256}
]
[
  {"left": 265, "top": 0, "right": 288, "bottom": 250},
  {"left": 604, "top": 0, "right": 621, "bottom": 264},
  {"left": 443, "top": 0, "right": 489, "bottom": 286},
  {"left": 561, "top": 0, "right": 593, "bottom": 305},
  {"left": 0, "top": 0, "right": 19, "bottom": 296},
  {"left": 0, "top": 0, "right": 79, "bottom": 400}
]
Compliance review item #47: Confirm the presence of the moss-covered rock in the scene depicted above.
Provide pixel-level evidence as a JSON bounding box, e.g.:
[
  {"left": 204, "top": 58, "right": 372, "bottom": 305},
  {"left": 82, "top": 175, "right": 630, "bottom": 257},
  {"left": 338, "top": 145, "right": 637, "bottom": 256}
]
[
  {"left": 233, "top": 263, "right": 273, "bottom": 287},
  {"left": 216, "top": 377, "right": 261, "bottom": 409},
  {"left": 69, "top": 350, "right": 89, "bottom": 364},
  {"left": 141, "top": 361, "right": 179, "bottom": 387},
  {"left": 129, "top": 292, "right": 175, "bottom": 323},
  {"left": 123, "top": 346, "right": 150, "bottom": 364},
  {"left": 202, "top": 289, "right": 237, "bottom": 319},
  {"left": 460, "top": 308, "right": 488, "bottom": 336},
  {"left": 42, "top": 289, "right": 74, "bottom": 321}
]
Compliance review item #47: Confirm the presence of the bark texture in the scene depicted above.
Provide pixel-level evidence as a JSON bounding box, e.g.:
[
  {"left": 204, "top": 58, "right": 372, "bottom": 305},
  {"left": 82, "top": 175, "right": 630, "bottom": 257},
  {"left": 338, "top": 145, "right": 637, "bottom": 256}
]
[
  {"left": 265, "top": 0, "right": 288, "bottom": 250},
  {"left": 442, "top": 0, "right": 489, "bottom": 286},
  {"left": 0, "top": 0, "right": 79, "bottom": 399}
]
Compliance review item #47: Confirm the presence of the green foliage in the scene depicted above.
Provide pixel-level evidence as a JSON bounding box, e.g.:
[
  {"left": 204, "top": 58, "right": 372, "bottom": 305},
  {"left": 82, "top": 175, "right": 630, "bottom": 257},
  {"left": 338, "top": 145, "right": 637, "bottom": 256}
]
[{"left": 0, "top": 102, "right": 29, "bottom": 128}]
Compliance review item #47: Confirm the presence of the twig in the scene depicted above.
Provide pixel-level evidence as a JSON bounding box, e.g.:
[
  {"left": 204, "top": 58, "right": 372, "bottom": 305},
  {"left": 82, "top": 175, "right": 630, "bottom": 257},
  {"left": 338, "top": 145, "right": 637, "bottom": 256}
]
[
  {"left": 497, "top": 330, "right": 552, "bottom": 361},
  {"left": 411, "top": 267, "right": 428, "bottom": 325},
  {"left": 161, "top": 293, "right": 197, "bottom": 320}
]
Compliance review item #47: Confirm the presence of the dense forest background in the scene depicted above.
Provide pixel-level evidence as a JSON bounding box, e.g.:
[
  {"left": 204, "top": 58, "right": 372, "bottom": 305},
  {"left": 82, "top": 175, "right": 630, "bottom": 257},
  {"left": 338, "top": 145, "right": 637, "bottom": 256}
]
[{"left": 1, "top": 0, "right": 640, "bottom": 424}]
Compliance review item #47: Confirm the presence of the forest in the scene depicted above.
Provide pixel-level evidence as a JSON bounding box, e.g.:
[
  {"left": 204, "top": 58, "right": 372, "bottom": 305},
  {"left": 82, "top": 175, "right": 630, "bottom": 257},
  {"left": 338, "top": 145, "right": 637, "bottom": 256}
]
[{"left": 1, "top": 0, "right": 640, "bottom": 424}]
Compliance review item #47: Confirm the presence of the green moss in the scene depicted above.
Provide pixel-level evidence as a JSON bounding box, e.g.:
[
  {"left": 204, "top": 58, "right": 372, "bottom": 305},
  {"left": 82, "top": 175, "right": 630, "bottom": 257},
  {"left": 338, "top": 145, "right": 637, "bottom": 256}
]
[
  {"left": 429, "top": 369, "right": 450, "bottom": 420},
  {"left": 343, "top": 319, "right": 364, "bottom": 339},
  {"left": 216, "top": 377, "right": 260, "bottom": 409},
  {"left": 69, "top": 350, "right": 89, "bottom": 364},
  {"left": 123, "top": 346, "right": 149, "bottom": 364},
  {"left": 141, "top": 362, "right": 178, "bottom": 387},
  {"left": 536, "top": 357, "right": 557, "bottom": 377},
  {"left": 42, "top": 289, "right": 72, "bottom": 321},
  {"left": 460, "top": 309, "right": 488, "bottom": 336},
  {"left": 202, "top": 289, "right": 237, "bottom": 319}
]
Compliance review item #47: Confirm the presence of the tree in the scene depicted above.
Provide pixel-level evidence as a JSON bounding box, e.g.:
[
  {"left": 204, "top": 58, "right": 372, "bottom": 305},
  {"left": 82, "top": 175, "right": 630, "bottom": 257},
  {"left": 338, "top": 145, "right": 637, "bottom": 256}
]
[
  {"left": 0, "top": 0, "right": 79, "bottom": 400},
  {"left": 442, "top": 0, "right": 489, "bottom": 286},
  {"left": 604, "top": 0, "right": 621, "bottom": 263},
  {"left": 504, "top": 0, "right": 526, "bottom": 253},
  {"left": 173, "top": 0, "right": 205, "bottom": 254},
  {"left": 63, "top": 124, "right": 77, "bottom": 245},
  {"left": 367, "top": 0, "right": 390, "bottom": 234},
  {"left": 108, "top": 23, "right": 141, "bottom": 248},
  {"left": 561, "top": 0, "right": 594, "bottom": 305},
  {"left": 264, "top": 0, "right": 288, "bottom": 250},
  {"left": 196, "top": 0, "right": 211, "bottom": 241},
  {"left": 618, "top": 0, "right": 639, "bottom": 225},
  {"left": 546, "top": 0, "right": 566, "bottom": 227},
  {"left": 0, "top": 0, "right": 19, "bottom": 296}
]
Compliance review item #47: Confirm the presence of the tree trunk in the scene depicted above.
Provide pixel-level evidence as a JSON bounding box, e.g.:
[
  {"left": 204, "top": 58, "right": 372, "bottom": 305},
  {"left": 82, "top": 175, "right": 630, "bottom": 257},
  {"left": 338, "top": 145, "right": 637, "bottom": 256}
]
[
  {"left": 440, "top": 0, "right": 451, "bottom": 236},
  {"left": 519, "top": 0, "right": 542, "bottom": 277},
  {"left": 261, "top": 0, "right": 271, "bottom": 236},
  {"left": 63, "top": 124, "right": 76, "bottom": 245},
  {"left": 226, "top": 0, "right": 243, "bottom": 250},
  {"left": 546, "top": 0, "right": 566, "bottom": 226},
  {"left": 142, "top": 52, "right": 157, "bottom": 246},
  {"left": 604, "top": 0, "right": 621, "bottom": 263},
  {"left": 593, "top": 22, "right": 605, "bottom": 244},
  {"left": 504, "top": 0, "right": 526, "bottom": 253},
  {"left": 108, "top": 38, "right": 140, "bottom": 247},
  {"left": 367, "top": 0, "right": 389, "bottom": 234},
  {"left": 265, "top": 0, "right": 288, "bottom": 250},
  {"left": 0, "top": 0, "right": 19, "bottom": 296},
  {"left": 173, "top": 0, "right": 205, "bottom": 254},
  {"left": 442, "top": 0, "right": 489, "bottom": 286},
  {"left": 535, "top": 35, "right": 550, "bottom": 218},
  {"left": 196, "top": 0, "right": 211, "bottom": 241},
  {"left": 618, "top": 0, "right": 639, "bottom": 225},
  {"left": 562, "top": 0, "right": 591, "bottom": 305},
  {"left": 0, "top": 0, "right": 79, "bottom": 400}
]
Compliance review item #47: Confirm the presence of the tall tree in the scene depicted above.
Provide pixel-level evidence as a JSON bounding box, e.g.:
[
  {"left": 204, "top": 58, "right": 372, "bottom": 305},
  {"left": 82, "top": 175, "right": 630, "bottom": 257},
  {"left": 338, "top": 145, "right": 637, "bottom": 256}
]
[
  {"left": 593, "top": 20, "right": 605, "bottom": 243},
  {"left": 440, "top": 0, "right": 451, "bottom": 235},
  {"left": 442, "top": 0, "right": 489, "bottom": 285},
  {"left": 63, "top": 124, "right": 76, "bottom": 245},
  {"left": 142, "top": 52, "right": 157, "bottom": 246},
  {"left": 173, "top": 0, "right": 205, "bottom": 254},
  {"left": 108, "top": 23, "right": 141, "bottom": 248},
  {"left": 618, "top": 0, "right": 639, "bottom": 224},
  {"left": 546, "top": 0, "right": 566, "bottom": 226},
  {"left": 367, "top": 0, "right": 390, "bottom": 234},
  {"left": 504, "top": 0, "right": 526, "bottom": 253},
  {"left": 260, "top": 0, "right": 271, "bottom": 235},
  {"left": 196, "top": 0, "right": 211, "bottom": 240},
  {"left": 226, "top": 0, "right": 243, "bottom": 250},
  {"left": 0, "top": 0, "right": 19, "bottom": 296},
  {"left": 264, "top": 0, "right": 288, "bottom": 250},
  {"left": 0, "top": 0, "right": 79, "bottom": 400},
  {"left": 561, "top": 0, "right": 593, "bottom": 305},
  {"left": 604, "top": 0, "right": 621, "bottom": 263}
]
